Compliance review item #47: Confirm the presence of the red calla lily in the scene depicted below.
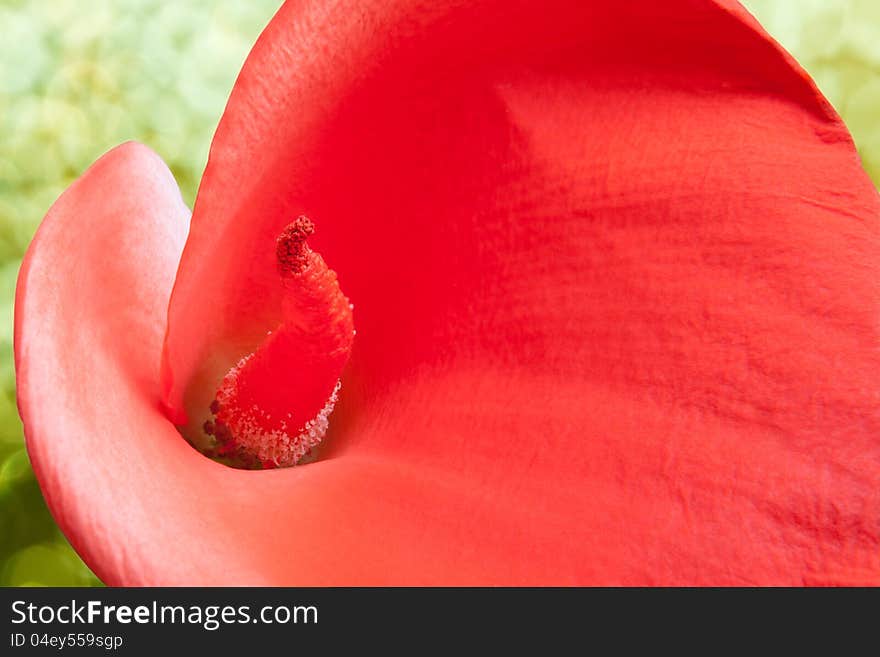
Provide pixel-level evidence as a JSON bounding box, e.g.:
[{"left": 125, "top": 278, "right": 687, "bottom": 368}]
[{"left": 14, "top": 0, "right": 880, "bottom": 585}]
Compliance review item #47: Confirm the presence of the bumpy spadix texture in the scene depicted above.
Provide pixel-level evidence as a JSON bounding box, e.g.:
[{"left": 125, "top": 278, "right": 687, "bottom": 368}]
[
  {"left": 205, "top": 216, "right": 354, "bottom": 468},
  {"left": 14, "top": 0, "right": 880, "bottom": 585}
]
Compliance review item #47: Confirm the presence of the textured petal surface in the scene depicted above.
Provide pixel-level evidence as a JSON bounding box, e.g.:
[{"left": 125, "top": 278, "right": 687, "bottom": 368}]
[
  {"left": 158, "top": 0, "right": 880, "bottom": 584},
  {"left": 19, "top": 0, "right": 880, "bottom": 584}
]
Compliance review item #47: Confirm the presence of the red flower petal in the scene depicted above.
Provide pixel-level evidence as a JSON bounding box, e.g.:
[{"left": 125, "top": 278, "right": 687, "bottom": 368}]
[{"left": 18, "top": 1, "right": 880, "bottom": 584}]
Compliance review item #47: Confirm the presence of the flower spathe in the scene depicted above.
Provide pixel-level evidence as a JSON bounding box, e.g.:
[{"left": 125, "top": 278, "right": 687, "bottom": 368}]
[{"left": 15, "top": 0, "right": 880, "bottom": 585}]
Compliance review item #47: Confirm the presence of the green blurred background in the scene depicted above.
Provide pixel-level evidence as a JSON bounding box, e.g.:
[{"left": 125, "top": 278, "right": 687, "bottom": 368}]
[{"left": 0, "top": 0, "right": 877, "bottom": 586}]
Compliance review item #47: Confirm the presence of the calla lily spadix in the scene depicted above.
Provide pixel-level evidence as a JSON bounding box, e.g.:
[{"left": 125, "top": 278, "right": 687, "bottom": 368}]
[{"left": 14, "top": 0, "right": 880, "bottom": 585}]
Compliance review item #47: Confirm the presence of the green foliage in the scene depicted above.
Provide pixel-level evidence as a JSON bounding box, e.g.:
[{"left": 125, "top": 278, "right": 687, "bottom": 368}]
[{"left": 0, "top": 0, "right": 877, "bottom": 585}]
